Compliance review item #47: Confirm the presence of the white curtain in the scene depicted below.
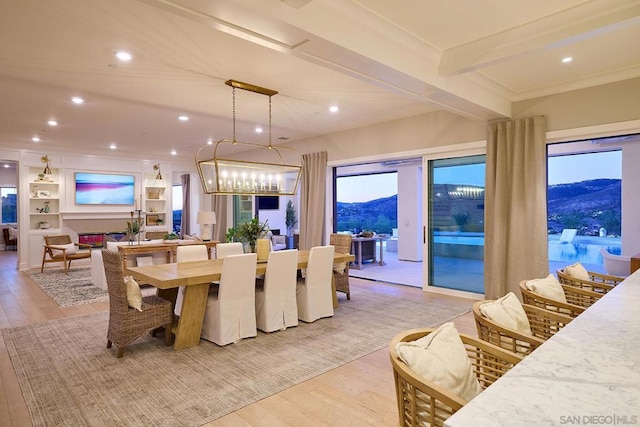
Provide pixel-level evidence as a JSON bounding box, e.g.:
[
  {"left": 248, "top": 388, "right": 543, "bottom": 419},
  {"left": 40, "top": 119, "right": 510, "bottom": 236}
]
[
  {"left": 212, "top": 194, "right": 227, "bottom": 242},
  {"left": 484, "top": 116, "right": 548, "bottom": 299},
  {"left": 299, "top": 152, "right": 327, "bottom": 250}
]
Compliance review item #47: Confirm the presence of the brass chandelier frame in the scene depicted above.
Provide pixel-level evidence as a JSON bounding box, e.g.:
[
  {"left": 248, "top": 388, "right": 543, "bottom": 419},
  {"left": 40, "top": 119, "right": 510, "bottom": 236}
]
[{"left": 196, "top": 79, "right": 302, "bottom": 196}]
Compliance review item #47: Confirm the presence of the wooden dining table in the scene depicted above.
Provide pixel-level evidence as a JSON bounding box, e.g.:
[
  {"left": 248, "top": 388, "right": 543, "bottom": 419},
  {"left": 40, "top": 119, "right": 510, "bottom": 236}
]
[{"left": 127, "top": 250, "right": 355, "bottom": 350}]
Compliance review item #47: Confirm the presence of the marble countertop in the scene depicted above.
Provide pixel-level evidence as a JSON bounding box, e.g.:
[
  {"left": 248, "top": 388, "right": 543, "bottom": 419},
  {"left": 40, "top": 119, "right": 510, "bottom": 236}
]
[{"left": 445, "top": 271, "right": 640, "bottom": 427}]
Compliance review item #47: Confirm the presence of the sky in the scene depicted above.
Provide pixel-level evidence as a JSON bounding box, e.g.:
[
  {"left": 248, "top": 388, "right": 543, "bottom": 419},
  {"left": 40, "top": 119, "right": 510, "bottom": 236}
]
[
  {"left": 336, "top": 173, "right": 397, "bottom": 203},
  {"left": 548, "top": 150, "right": 621, "bottom": 185}
]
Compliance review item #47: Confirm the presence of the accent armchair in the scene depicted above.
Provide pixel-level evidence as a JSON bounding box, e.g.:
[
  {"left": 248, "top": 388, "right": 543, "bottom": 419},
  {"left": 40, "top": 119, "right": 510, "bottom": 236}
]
[{"left": 41, "top": 234, "right": 92, "bottom": 274}]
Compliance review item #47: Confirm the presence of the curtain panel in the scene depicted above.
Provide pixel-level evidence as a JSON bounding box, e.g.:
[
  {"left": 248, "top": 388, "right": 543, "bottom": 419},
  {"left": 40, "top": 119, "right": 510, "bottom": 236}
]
[
  {"left": 484, "top": 116, "right": 548, "bottom": 299},
  {"left": 212, "top": 194, "right": 227, "bottom": 243},
  {"left": 180, "top": 174, "right": 190, "bottom": 237},
  {"left": 299, "top": 151, "right": 327, "bottom": 250}
]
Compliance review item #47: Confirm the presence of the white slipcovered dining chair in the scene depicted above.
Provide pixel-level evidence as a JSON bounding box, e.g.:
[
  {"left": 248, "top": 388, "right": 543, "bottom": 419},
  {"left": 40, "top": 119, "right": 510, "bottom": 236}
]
[
  {"left": 174, "top": 245, "right": 209, "bottom": 317},
  {"left": 201, "top": 253, "right": 258, "bottom": 346},
  {"left": 216, "top": 242, "right": 244, "bottom": 259},
  {"left": 296, "top": 245, "right": 335, "bottom": 322},
  {"left": 255, "top": 249, "right": 299, "bottom": 333}
]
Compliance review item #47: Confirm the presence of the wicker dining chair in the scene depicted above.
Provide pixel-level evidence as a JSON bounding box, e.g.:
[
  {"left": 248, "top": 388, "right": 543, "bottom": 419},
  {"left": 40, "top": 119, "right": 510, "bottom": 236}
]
[
  {"left": 519, "top": 280, "right": 588, "bottom": 318},
  {"left": 556, "top": 267, "right": 621, "bottom": 294},
  {"left": 101, "top": 249, "right": 173, "bottom": 357},
  {"left": 329, "top": 233, "right": 352, "bottom": 300},
  {"left": 473, "top": 301, "right": 572, "bottom": 357},
  {"left": 389, "top": 327, "right": 522, "bottom": 427}
]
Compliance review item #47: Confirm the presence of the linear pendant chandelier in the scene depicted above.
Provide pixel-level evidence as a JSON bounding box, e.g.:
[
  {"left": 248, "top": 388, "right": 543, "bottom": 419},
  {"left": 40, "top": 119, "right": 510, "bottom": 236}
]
[{"left": 196, "top": 79, "right": 302, "bottom": 196}]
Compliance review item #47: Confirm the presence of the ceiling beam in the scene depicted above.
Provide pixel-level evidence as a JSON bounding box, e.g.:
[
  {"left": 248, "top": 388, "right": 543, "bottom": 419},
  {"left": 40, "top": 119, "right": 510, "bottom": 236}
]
[{"left": 439, "top": 0, "right": 640, "bottom": 76}]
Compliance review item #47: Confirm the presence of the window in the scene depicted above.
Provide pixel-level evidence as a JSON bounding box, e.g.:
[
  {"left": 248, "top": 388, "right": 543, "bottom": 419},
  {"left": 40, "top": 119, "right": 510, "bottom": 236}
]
[
  {"left": 335, "top": 172, "right": 397, "bottom": 234},
  {"left": 1, "top": 187, "right": 17, "bottom": 223},
  {"left": 547, "top": 145, "right": 621, "bottom": 273}
]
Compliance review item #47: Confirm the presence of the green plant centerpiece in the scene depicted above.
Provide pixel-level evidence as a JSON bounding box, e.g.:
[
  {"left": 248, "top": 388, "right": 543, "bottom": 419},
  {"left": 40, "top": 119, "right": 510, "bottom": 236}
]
[
  {"left": 163, "top": 232, "right": 180, "bottom": 241},
  {"left": 285, "top": 200, "right": 298, "bottom": 236},
  {"left": 126, "top": 216, "right": 142, "bottom": 243},
  {"left": 235, "top": 217, "right": 269, "bottom": 253}
]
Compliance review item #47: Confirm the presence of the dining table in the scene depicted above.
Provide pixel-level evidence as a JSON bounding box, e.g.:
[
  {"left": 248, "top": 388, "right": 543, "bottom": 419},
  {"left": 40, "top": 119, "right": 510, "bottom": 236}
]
[{"left": 127, "top": 250, "right": 355, "bottom": 350}]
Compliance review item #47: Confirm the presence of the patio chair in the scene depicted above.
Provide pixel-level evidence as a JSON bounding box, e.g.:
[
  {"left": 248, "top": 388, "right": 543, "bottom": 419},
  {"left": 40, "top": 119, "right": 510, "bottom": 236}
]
[
  {"left": 41, "top": 234, "right": 92, "bottom": 273},
  {"left": 330, "top": 233, "right": 352, "bottom": 300},
  {"left": 599, "top": 248, "right": 630, "bottom": 278},
  {"left": 389, "top": 326, "right": 522, "bottom": 426}
]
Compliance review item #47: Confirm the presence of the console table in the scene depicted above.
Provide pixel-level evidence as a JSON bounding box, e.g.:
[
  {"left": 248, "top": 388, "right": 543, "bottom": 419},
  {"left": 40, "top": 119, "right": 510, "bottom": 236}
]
[
  {"left": 116, "top": 241, "right": 218, "bottom": 271},
  {"left": 351, "top": 236, "right": 386, "bottom": 269}
]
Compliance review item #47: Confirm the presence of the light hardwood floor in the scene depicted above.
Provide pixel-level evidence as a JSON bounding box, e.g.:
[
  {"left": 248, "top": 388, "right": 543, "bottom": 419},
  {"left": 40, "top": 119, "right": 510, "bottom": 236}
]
[{"left": 0, "top": 250, "right": 477, "bottom": 426}]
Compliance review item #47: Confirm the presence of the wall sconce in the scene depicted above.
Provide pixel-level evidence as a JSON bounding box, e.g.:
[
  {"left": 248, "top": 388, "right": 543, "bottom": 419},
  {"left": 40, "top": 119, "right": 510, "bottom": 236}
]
[
  {"left": 197, "top": 211, "right": 217, "bottom": 241},
  {"left": 41, "top": 155, "right": 52, "bottom": 175}
]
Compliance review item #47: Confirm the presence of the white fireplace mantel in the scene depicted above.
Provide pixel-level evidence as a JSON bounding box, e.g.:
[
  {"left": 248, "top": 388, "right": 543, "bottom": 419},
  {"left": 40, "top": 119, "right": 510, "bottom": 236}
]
[{"left": 60, "top": 211, "right": 139, "bottom": 220}]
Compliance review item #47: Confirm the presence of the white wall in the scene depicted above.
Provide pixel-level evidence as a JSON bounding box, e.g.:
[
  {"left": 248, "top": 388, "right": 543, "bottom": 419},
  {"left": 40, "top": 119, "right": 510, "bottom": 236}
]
[
  {"left": 622, "top": 142, "right": 640, "bottom": 256},
  {"left": 397, "top": 165, "right": 423, "bottom": 261}
]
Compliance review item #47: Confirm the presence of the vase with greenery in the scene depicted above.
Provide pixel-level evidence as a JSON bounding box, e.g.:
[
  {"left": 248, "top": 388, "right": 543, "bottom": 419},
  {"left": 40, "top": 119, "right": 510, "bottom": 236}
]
[
  {"left": 235, "top": 217, "right": 269, "bottom": 253},
  {"left": 285, "top": 200, "right": 298, "bottom": 236},
  {"left": 126, "top": 217, "right": 142, "bottom": 244}
]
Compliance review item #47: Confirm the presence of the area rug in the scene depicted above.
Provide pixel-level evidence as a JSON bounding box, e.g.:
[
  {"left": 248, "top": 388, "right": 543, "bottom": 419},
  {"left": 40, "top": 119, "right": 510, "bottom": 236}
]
[
  {"left": 26, "top": 267, "right": 109, "bottom": 307},
  {"left": 3, "top": 287, "right": 470, "bottom": 427}
]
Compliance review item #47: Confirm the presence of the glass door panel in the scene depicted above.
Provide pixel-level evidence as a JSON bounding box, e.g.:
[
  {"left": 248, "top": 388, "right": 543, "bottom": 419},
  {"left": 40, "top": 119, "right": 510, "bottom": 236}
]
[{"left": 428, "top": 155, "right": 485, "bottom": 293}]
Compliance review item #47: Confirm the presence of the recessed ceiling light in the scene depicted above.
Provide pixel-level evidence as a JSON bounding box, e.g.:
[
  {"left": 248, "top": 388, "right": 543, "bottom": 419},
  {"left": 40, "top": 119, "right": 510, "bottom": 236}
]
[
  {"left": 255, "top": 127, "right": 263, "bottom": 134},
  {"left": 109, "top": 143, "right": 117, "bottom": 150},
  {"left": 71, "top": 96, "right": 84, "bottom": 104},
  {"left": 4, "top": 164, "right": 10, "bottom": 168},
  {"left": 115, "top": 51, "right": 132, "bottom": 62},
  {"left": 171, "top": 150, "right": 177, "bottom": 155},
  {"left": 207, "top": 139, "right": 213, "bottom": 145},
  {"left": 562, "top": 57, "right": 573, "bottom": 63},
  {"left": 47, "top": 120, "right": 58, "bottom": 126},
  {"left": 32, "top": 136, "right": 40, "bottom": 142},
  {"left": 178, "top": 115, "right": 189, "bottom": 121},
  {"left": 329, "top": 105, "right": 339, "bottom": 113}
]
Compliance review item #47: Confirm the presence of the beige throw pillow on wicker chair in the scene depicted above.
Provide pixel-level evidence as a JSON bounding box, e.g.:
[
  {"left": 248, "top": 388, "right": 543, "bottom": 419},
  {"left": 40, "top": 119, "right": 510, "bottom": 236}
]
[
  {"left": 526, "top": 274, "right": 568, "bottom": 303},
  {"left": 124, "top": 276, "right": 143, "bottom": 311},
  {"left": 395, "top": 322, "right": 482, "bottom": 402},
  {"left": 479, "top": 292, "right": 532, "bottom": 336},
  {"left": 564, "top": 262, "right": 590, "bottom": 281}
]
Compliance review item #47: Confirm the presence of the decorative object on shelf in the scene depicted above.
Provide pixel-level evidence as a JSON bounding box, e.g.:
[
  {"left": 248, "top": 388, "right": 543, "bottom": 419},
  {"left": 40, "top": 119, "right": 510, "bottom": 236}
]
[
  {"left": 148, "top": 206, "right": 157, "bottom": 213},
  {"left": 146, "top": 214, "right": 159, "bottom": 226},
  {"left": 36, "top": 201, "right": 51, "bottom": 213},
  {"left": 153, "top": 163, "right": 162, "bottom": 180},
  {"left": 147, "top": 188, "right": 161, "bottom": 199},
  {"left": 195, "top": 79, "right": 302, "bottom": 196},
  {"left": 41, "top": 155, "right": 53, "bottom": 175},
  {"left": 37, "top": 221, "right": 51, "bottom": 229},
  {"left": 127, "top": 211, "right": 143, "bottom": 245},
  {"left": 36, "top": 190, "right": 50, "bottom": 198},
  {"left": 285, "top": 200, "right": 298, "bottom": 237},
  {"left": 232, "top": 217, "right": 269, "bottom": 253},
  {"left": 196, "top": 211, "right": 216, "bottom": 241}
]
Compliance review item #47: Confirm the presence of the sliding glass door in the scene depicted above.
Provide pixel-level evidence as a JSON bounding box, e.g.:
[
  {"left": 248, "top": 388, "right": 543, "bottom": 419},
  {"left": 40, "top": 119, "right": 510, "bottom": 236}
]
[{"left": 427, "top": 155, "right": 485, "bottom": 293}]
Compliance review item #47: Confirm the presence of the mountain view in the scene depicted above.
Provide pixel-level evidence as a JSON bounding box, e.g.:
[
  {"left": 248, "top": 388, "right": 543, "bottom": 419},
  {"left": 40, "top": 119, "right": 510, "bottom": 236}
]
[{"left": 336, "top": 178, "right": 621, "bottom": 237}]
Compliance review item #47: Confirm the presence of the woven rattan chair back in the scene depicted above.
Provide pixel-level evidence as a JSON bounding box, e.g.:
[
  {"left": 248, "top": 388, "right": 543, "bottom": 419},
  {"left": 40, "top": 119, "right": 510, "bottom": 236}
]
[
  {"left": 556, "top": 268, "right": 620, "bottom": 294},
  {"left": 329, "top": 233, "right": 352, "bottom": 300},
  {"left": 518, "top": 281, "right": 585, "bottom": 318},
  {"left": 389, "top": 327, "right": 522, "bottom": 427},
  {"left": 101, "top": 249, "right": 173, "bottom": 357}
]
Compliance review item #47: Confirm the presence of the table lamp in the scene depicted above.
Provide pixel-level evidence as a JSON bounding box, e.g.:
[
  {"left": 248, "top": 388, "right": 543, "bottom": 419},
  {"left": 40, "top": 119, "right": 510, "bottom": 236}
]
[{"left": 197, "top": 211, "right": 216, "bottom": 241}]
